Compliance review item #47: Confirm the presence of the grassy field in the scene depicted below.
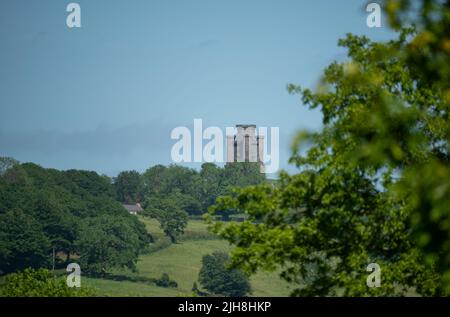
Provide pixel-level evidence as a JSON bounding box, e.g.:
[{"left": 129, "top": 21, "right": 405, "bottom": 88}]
[{"left": 82, "top": 216, "right": 292, "bottom": 297}]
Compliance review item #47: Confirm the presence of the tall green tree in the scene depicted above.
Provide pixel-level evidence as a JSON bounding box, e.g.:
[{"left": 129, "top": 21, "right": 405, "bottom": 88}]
[
  {"left": 198, "top": 163, "right": 223, "bottom": 211},
  {"left": 114, "top": 170, "right": 142, "bottom": 203},
  {"left": 144, "top": 194, "right": 188, "bottom": 243},
  {"left": 0, "top": 210, "right": 51, "bottom": 274},
  {"left": 75, "top": 215, "right": 148, "bottom": 275},
  {"left": 209, "top": 29, "right": 444, "bottom": 296}
]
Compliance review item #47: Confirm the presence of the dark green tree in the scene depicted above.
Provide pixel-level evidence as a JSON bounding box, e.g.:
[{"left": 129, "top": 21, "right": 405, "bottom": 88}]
[
  {"left": 222, "top": 162, "right": 266, "bottom": 189},
  {"left": 114, "top": 170, "right": 142, "bottom": 203},
  {"left": 199, "top": 163, "right": 222, "bottom": 203},
  {"left": 141, "top": 165, "right": 168, "bottom": 196},
  {"left": 64, "top": 169, "right": 115, "bottom": 198},
  {"left": 144, "top": 195, "right": 188, "bottom": 243},
  {"left": 27, "top": 190, "right": 78, "bottom": 262},
  {"left": 154, "top": 272, "right": 178, "bottom": 288},
  {"left": 0, "top": 210, "right": 51, "bottom": 274},
  {"left": 198, "top": 251, "right": 251, "bottom": 297},
  {"left": 75, "top": 215, "right": 147, "bottom": 275}
]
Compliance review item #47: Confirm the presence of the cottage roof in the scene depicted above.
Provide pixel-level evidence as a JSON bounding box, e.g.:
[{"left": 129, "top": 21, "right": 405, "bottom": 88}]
[{"left": 122, "top": 204, "right": 143, "bottom": 212}]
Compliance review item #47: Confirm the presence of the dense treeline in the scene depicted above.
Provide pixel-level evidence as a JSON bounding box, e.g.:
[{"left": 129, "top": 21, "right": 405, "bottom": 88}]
[
  {"left": 0, "top": 159, "right": 151, "bottom": 275},
  {"left": 0, "top": 158, "right": 265, "bottom": 275},
  {"left": 114, "top": 162, "right": 265, "bottom": 214}
]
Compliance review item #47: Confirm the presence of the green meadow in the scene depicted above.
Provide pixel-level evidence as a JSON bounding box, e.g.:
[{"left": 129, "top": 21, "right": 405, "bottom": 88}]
[{"left": 81, "top": 217, "right": 291, "bottom": 297}]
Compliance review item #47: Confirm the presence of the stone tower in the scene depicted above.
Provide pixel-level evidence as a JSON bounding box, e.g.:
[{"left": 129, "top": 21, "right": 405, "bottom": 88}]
[{"left": 226, "top": 124, "right": 264, "bottom": 172}]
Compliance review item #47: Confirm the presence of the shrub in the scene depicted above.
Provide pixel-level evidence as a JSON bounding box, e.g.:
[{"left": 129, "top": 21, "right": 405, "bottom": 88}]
[
  {"left": 154, "top": 273, "right": 177, "bottom": 288},
  {"left": 0, "top": 268, "right": 95, "bottom": 297},
  {"left": 198, "top": 251, "right": 250, "bottom": 297}
]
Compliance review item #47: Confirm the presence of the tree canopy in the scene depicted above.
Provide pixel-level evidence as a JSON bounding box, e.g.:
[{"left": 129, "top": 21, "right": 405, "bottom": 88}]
[
  {"left": 0, "top": 159, "right": 151, "bottom": 275},
  {"left": 114, "top": 170, "right": 142, "bottom": 204},
  {"left": 139, "top": 162, "right": 265, "bottom": 241},
  {"left": 198, "top": 251, "right": 251, "bottom": 297},
  {"left": 140, "top": 162, "right": 265, "bottom": 216}
]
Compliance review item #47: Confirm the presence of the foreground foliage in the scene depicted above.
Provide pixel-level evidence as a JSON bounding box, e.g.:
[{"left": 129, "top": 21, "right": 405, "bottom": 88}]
[
  {"left": 1, "top": 268, "right": 94, "bottom": 297},
  {"left": 209, "top": 0, "right": 449, "bottom": 296}
]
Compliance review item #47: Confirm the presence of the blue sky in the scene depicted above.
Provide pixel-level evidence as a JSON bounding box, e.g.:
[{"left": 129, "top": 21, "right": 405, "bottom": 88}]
[{"left": 0, "top": 0, "right": 396, "bottom": 176}]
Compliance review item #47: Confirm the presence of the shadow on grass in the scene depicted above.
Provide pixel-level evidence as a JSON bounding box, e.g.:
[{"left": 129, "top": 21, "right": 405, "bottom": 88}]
[
  {"left": 88, "top": 272, "right": 179, "bottom": 289},
  {"left": 91, "top": 272, "right": 157, "bottom": 285}
]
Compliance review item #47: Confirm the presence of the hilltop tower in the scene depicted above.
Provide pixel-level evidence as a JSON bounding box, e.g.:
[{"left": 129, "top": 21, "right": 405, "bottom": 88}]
[{"left": 226, "top": 124, "right": 264, "bottom": 172}]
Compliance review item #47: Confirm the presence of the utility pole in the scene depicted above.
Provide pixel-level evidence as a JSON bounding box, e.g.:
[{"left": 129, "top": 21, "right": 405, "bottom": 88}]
[{"left": 52, "top": 246, "right": 55, "bottom": 275}]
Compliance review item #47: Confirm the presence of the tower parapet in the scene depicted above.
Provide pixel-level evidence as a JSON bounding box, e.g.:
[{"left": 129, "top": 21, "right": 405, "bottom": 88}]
[{"left": 226, "top": 124, "right": 264, "bottom": 172}]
